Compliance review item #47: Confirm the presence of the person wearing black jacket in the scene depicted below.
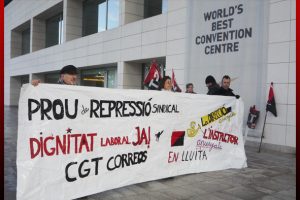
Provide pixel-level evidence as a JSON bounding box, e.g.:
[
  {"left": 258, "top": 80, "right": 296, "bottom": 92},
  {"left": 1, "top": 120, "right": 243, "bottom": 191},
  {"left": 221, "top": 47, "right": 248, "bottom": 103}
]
[
  {"left": 205, "top": 75, "right": 220, "bottom": 95},
  {"left": 218, "top": 75, "right": 240, "bottom": 99}
]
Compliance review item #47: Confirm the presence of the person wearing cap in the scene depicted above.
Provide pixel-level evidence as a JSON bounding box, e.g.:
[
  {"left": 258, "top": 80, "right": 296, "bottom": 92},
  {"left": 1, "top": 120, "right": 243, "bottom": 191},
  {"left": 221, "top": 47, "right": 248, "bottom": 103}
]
[
  {"left": 205, "top": 75, "right": 220, "bottom": 95},
  {"left": 57, "top": 65, "right": 78, "bottom": 85},
  {"left": 31, "top": 65, "right": 78, "bottom": 86}
]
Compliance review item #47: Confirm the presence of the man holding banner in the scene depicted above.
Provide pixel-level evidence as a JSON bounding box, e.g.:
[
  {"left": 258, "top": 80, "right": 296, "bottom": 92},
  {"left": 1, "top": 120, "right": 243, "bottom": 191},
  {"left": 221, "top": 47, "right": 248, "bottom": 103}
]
[
  {"left": 31, "top": 65, "right": 79, "bottom": 86},
  {"left": 218, "top": 75, "right": 240, "bottom": 99}
]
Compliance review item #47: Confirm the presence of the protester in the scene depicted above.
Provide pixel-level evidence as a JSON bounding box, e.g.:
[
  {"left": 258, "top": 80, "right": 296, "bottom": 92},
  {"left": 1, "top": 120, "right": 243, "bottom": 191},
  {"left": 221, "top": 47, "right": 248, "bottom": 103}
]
[
  {"left": 205, "top": 75, "right": 220, "bottom": 95},
  {"left": 160, "top": 76, "right": 173, "bottom": 91},
  {"left": 218, "top": 75, "right": 240, "bottom": 99},
  {"left": 185, "top": 83, "right": 196, "bottom": 94},
  {"left": 31, "top": 65, "right": 78, "bottom": 86}
]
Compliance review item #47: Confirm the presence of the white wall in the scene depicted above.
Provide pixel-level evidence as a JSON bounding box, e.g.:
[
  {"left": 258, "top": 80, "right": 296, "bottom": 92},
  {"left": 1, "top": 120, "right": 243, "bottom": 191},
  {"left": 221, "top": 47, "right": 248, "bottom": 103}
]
[
  {"left": 263, "top": 0, "right": 296, "bottom": 148},
  {"left": 246, "top": 0, "right": 295, "bottom": 151},
  {"left": 166, "top": 0, "right": 187, "bottom": 88}
]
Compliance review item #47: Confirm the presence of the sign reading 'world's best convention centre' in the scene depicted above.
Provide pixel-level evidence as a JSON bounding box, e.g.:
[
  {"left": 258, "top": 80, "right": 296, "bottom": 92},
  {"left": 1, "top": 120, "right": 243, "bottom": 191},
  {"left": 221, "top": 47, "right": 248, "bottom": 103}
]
[{"left": 186, "top": 0, "right": 269, "bottom": 114}]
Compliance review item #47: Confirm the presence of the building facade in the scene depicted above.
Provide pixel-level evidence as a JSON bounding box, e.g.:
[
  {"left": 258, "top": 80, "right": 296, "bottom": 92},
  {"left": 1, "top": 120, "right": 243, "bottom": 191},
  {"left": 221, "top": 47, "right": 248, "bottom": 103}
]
[{"left": 4, "top": 0, "right": 295, "bottom": 151}]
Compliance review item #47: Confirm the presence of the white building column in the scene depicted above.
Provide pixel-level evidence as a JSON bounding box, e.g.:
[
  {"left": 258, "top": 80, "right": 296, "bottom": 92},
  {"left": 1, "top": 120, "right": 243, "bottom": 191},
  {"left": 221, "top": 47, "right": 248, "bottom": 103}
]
[
  {"left": 9, "top": 75, "right": 29, "bottom": 106},
  {"left": 121, "top": 0, "right": 144, "bottom": 25},
  {"left": 117, "top": 61, "right": 142, "bottom": 89},
  {"left": 166, "top": 0, "right": 187, "bottom": 91},
  {"left": 64, "top": 0, "right": 83, "bottom": 42},
  {"left": 31, "top": 18, "right": 46, "bottom": 52}
]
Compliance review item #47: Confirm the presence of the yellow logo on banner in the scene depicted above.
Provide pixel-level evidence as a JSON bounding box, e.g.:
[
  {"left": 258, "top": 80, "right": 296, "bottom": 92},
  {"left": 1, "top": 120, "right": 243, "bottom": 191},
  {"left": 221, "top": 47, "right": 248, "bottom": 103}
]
[
  {"left": 201, "top": 107, "right": 229, "bottom": 127},
  {"left": 187, "top": 121, "right": 201, "bottom": 137}
]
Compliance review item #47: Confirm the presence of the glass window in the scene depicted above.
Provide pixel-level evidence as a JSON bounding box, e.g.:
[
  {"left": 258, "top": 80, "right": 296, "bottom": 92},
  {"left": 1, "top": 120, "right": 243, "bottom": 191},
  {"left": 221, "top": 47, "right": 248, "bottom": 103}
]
[
  {"left": 82, "top": 0, "right": 119, "bottom": 37},
  {"left": 20, "top": 75, "right": 29, "bottom": 85},
  {"left": 144, "top": 0, "right": 168, "bottom": 19},
  {"left": 107, "top": 0, "right": 119, "bottom": 29},
  {"left": 107, "top": 69, "right": 117, "bottom": 88},
  {"left": 21, "top": 28, "right": 30, "bottom": 55},
  {"left": 83, "top": 0, "right": 103, "bottom": 36},
  {"left": 162, "top": 0, "right": 168, "bottom": 14},
  {"left": 45, "top": 73, "right": 60, "bottom": 84},
  {"left": 98, "top": 0, "right": 107, "bottom": 32},
  {"left": 81, "top": 67, "right": 116, "bottom": 88},
  {"left": 46, "top": 13, "right": 63, "bottom": 48}
]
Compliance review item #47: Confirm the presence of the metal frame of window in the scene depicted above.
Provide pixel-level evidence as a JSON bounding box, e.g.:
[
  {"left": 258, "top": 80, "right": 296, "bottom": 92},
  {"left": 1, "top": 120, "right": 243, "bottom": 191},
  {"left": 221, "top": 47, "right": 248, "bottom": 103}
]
[
  {"left": 105, "top": 0, "right": 108, "bottom": 30},
  {"left": 58, "top": 14, "right": 63, "bottom": 44}
]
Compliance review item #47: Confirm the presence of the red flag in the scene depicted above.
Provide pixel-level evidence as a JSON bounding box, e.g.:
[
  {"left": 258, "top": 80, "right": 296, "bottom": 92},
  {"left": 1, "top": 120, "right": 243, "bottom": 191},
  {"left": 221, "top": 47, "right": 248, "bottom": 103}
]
[
  {"left": 143, "top": 60, "right": 162, "bottom": 90},
  {"left": 172, "top": 69, "right": 182, "bottom": 92},
  {"left": 266, "top": 82, "right": 277, "bottom": 117}
]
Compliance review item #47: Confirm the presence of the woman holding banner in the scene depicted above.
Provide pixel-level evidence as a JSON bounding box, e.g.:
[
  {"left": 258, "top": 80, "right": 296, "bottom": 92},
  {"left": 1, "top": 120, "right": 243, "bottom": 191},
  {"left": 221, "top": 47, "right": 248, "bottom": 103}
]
[{"left": 160, "top": 76, "right": 173, "bottom": 92}]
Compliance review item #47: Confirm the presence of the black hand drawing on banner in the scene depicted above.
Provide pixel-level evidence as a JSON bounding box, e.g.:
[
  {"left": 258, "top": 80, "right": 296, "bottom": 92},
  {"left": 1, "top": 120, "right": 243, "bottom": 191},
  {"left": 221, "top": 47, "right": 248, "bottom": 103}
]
[{"left": 155, "top": 130, "right": 164, "bottom": 141}]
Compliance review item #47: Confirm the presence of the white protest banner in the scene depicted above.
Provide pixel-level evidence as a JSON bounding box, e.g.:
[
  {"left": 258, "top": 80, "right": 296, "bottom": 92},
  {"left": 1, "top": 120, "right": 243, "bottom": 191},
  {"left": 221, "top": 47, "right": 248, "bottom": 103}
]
[{"left": 17, "top": 84, "right": 247, "bottom": 200}]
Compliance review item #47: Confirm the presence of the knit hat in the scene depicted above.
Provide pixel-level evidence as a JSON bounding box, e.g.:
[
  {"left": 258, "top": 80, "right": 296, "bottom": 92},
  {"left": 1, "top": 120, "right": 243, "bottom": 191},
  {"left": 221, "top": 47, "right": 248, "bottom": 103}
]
[
  {"left": 60, "top": 65, "right": 78, "bottom": 75},
  {"left": 205, "top": 75, "right": 216, "bottom": 84}
]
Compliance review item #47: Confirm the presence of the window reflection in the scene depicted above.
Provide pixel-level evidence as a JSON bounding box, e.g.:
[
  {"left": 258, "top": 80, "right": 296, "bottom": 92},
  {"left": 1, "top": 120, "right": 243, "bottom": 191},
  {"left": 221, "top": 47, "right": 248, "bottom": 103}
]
[
  {"left": 82, "top": 0, "right": 119, "bottom": 37},
  {"left": 45, "top": 73, "right": 60, "bottom": 84},
  {"left": 81, "top": 68, "right": 117, "bottom": 88},
  {"left": 98, "top": 0, "right": 106, "bottom": 32},
  {"left": 45, "top": 13, "right": 63, "bottom": 48},
  {"left": 107, "top": 0, "right": 119, "bottom": 29},
  {"left": 144, "top": 0, "right": 168, "bottom": 19},
  {"left": 21, "top": 28, "right": 30, "bottom": 55}
]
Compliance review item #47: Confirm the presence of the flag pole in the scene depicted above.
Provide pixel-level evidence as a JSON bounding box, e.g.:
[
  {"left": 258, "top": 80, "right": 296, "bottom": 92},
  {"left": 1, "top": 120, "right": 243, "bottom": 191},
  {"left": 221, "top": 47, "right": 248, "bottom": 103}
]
[{"left": 258, "top": 111, "right": 267, "bottom": 153}]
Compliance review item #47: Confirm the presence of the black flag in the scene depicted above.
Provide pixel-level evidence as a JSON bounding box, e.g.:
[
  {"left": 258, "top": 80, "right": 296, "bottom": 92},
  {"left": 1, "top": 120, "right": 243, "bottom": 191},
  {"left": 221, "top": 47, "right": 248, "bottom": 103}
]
[{"left": 266, "top": 82, "right": 277, "bottom": 117}]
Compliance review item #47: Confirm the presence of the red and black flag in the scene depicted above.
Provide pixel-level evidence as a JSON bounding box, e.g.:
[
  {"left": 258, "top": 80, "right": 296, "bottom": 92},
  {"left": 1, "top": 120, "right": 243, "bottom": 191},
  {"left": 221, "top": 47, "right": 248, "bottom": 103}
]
[
  {"left": 143, "top": 60, "right": 162, "bottom": 90},
  {"left": 171, "top": 69, "right": 182, "bottom": 92},
  {"left": 266, "top": 82, "right": 277, "bottom": 117}
]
